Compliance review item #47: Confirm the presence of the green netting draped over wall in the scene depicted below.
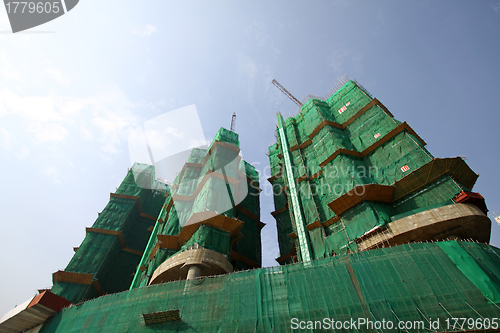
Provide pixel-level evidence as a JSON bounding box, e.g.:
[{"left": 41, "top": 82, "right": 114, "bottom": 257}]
[
  {"left": 391, "top": 175, "right": 466, "bottom": 220},
  {"left": 275, "top": 210, "right": 295, "bottom": 258},
  {"left": 342, "top": 202, "right": 389, "bottom": 241},
  {"left": 438, "top": 241, "right": 500, "bottom": 303},
  {"left": 51, "top": 164, "right": 166, "bottom": 303},
  {"left": 210, "top": 127, "right": 239, "bottom": 149},
  {"left": 40, "top": 242, "right": 500, "bottom": 333},
  {"left": 180, "top": 225, "right": 231, "bottom": 254},
  {"left": 269, "top": 80, "right": 480, "bottom": 264}
]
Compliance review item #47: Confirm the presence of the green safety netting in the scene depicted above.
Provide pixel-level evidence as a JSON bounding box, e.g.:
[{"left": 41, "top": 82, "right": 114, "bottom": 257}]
[
  {"left": 294, "top": 113, "right": 310, "bottom": 145},
  {"left": 328, "top": 85, "right": 372, "bottom": 124},
  {"left": 345, "top": 104, "right": 399, "bottom": 152},
  {"left": 312, "top": 125, "right": 353, "bottom": 161},
  {"left": 186, "top": 148, "right": 206, "bottom": 164},
  {"left": 298, "top": 181, "right": 320, "bottom": 226},
  {"left": 41, "top": 242, "right": 500, "bottom": 333},
  {"left": 310, "top": 177, "right": 336, "bottom": 222},
  {"left": 308, "top": 227, "right": 326, "bottom": 259},
  {"left": 210, "top": 127, "right": 239, "bottom": 149},
  {"left": 236, "top": 214, "right": 262, "bottom": 264},
  {"left": 301, "top": 144, "right": 321, "bottom": 177},
  {"left": 131, "top": 127, "right": 261, "bottom": 289},
  {"left": 325, "top": 229, "right": 352, "bottom": 255},
  {"left": 321, "top": 155, "right": 374, "bottom": 200},
  {"left": 365, "top": 132, "right": 432, "bottom": 185},
  {"left": 391, "top": 175, "right": 466, "bottom": 220},
  {"left": 180, "top": 225, "right": 231, "bottom": 255},
  {"left": 439, "top": 241, "right": 500, "bottom": 303},
  {"left": 52, "top": 127, "right": 260, "bottom": 304},
  {"left": 268, "top": 144, "right": 281, "bottom": 178},
  {"left": 51, "top": 164, "right": 165, "bottom": 304},
  {"left": 342, "top": 202, "right": 389, "bottom": 241},
  {"left": 302, "top": 100, "right": 334, "bottom": 134},
  {"left": 325, "top": 80, "right": 358, "bottom": 106},
  {"left": 271, "top": 177, "right": 287, "bottom": 211},
  {"left": 270, "top": 81, "right": 478, "bottom": 264},
  {"left": 274, "top": 210, "right": 294, "bottom": 258}
]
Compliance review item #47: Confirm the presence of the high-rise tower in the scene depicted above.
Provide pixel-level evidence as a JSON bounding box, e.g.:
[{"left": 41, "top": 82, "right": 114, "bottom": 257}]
[
  {"left": 130, "top": 127, "right": 262, "bottom": 288},
  {"left": 2, "top": 84, "right": 499, "bottom": 333},
  {"left": 51, "top": 164, "right": 166, "bottom": 303},
  {"left": 269, "top": 80, "right": 490, "bottom": 264}
]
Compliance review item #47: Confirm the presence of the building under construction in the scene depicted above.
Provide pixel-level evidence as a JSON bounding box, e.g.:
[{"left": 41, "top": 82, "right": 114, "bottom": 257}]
[{"left": 1, "top": 80, "right": 500, "bottom": 333}]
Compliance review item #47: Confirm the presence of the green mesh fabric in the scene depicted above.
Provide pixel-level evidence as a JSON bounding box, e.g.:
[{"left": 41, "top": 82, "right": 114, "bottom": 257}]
[
  {"left": 130, "top": 127, "right": 261, "bottom": 289},
  {"left": 186, "top": 148, "right": 206, "bottom": 164},
  {"left": 438, "top": 241, "right": 500, "bottom": 303},
  {"left": 211, "top": 127, "right": 239, "bottom": 148},
  {"left": 391, "top": 175, "right": 465, "bottom": 220},
  {"left": 268, "top": 144, "right": 281, "bottom": 178},
  {"left": 275, "top": 210, "right": 294, "bottom": 260},
  {"left": 298, "top": 181, "right": 320, "bottom": 225},
  {"left": 180, "top": 225, "right": 231, "bottom": 255},
  {"left": 309, "top": 227, "right": 326, "bottom": 259},
  {"left": 268, "top": 81, "right": 478, "bottom": 264},
  {"left": 365, "top": 132, "right": 432, "bottom": 185},
  {"left": 342, "top": 202, "right": 388, "bottom": 241},
  {"left": 41, "top": 243, "right": 500, "bottom": 333},
  {"left": 50, "top": 164, "right": 164, "bottom": 304},
  {"left": 346, "top": 105, "right": 398, "bottom": 152},
  {"left": 271, "top": 177, "right": 287, "bottom": 211},
  {"left": 325, "top": 229, "right": 351, "bottom": 255}
]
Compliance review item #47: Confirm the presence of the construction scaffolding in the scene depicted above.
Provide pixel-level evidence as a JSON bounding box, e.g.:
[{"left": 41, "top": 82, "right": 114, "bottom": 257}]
[
  {"left": 269, "top": 80, "right": 490, "bottom": 264},
  {"left": 39, "top": 241, "right": 500, "bottom": 333},
  {"left": 5, "top": 79, "right": 497, "bottom": 333},
  {"left": 50, "top": 164, "right": 165, "bottom": 303},
  {"left": 130, "top": 127, "right": 263, "bottom": 289}
]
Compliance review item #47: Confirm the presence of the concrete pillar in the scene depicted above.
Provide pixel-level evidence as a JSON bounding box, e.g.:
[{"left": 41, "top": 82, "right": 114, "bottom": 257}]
[{"left": 186, "top": 264, "right": 202, "bottom": 280}]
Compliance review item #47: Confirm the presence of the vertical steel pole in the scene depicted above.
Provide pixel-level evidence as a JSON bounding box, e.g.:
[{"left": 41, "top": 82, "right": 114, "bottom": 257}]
[{"left": 276, "top": 113, "right": 312, "bottom": 262}]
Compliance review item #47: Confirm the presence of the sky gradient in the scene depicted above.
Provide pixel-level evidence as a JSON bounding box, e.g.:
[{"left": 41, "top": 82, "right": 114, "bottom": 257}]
[{"left": 1, "top": 1, "right": 500, "bottom": 317}]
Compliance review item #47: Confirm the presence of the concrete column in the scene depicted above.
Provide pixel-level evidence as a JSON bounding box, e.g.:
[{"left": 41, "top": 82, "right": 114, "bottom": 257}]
[{"left": 186, "top": 264, "right": 202, "bottom": 280}]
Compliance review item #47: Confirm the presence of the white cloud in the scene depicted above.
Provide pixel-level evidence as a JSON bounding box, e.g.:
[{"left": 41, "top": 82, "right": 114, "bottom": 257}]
[
  {"left": 44, "top": 68, "right": 70, "bottom": 85},
  {"left": 245, "top": 21, "right": 269, "bottom": 47},
  {"left": 1, "top": 127, "right": 30, "bottom": 159},
  {"left": 16, "top": 146, "right": 30, "bottom": 159},
  {"left": 26, "top": 122, "right": 69, "bottom": 142},
  {"left": 92, "top": 109, "right": 138, "bottom": 154},
  {"left": 80, "top": 125, "right": 94, "bottom": 140},
  {"left": 132, "top": 24, "right": 157, "bottom": 37},
  {"left": 0, "top": 86, "right": 138, "bottom": 153},
  {"left": 0, "top": 10, "right": 10, "bottom": 30},
  {"left": 0, "top": 127, "right": 12, "bottom": 150},
  {"left": 0, "top": 51, "right": 23, "bottom": 83},
  {"left": 41, "top": 166, "right": 62, "bottom": 184},
  {"left": 92, "top": 114, "right": 131, "bottom": 137},
  {"left": 238, "top": 54, "right": 257, "bottom": 80},
  {"left": 494, "top": 1, "right": 500, "bottom": 12},
  {"left": 329, "top": 46, "right": 364, "bottom": 76},
  {"left": 329, "top": 48, "right": 351, "bottom": 73},
  {"left": 244, "top": 21, "right": 280, "bottom": 60},
  {"left": 0, "top": 88, "right": 77, "bottom": 123}
]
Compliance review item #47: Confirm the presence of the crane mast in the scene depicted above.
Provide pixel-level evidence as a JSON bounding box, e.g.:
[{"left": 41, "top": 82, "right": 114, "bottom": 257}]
[
  {"left": 272, "top": 79, "right": 303, "bottom": 107},
  {"left": 230, "top": 112, "right": 236, "bottom": 132}
]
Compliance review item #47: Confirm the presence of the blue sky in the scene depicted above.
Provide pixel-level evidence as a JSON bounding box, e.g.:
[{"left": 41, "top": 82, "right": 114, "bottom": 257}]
[{"left": 1, "top": 0, "right": 500, "bottom": 316}]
